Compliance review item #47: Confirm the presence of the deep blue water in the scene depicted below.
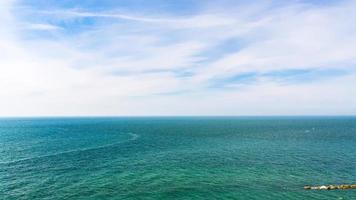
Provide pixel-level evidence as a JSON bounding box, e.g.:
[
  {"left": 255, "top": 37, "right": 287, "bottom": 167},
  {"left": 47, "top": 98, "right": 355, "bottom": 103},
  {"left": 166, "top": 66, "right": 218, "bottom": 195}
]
[{"left": 0, "top": 117, "right": 355, "bottom": 199}]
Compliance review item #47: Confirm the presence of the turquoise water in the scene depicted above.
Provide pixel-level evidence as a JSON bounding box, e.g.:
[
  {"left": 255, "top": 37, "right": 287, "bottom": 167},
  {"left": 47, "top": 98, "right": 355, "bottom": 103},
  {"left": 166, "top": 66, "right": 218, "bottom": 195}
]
[{"left": 0, "top": 117, "right": 355, "bottom": 200}]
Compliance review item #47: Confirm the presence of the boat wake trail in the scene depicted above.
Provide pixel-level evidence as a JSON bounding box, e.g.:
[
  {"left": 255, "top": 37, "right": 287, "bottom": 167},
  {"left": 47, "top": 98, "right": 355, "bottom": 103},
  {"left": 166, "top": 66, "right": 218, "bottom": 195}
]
[{"left": 0, "top": 132, "right": 140, "bottom": 165}]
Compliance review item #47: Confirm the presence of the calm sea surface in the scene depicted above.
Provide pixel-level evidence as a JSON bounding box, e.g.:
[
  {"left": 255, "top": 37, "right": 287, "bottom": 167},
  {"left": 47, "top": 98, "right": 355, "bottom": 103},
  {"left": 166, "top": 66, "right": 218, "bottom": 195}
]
[{"left": 0, "top": 117, "right": 355, "bottom": 199}]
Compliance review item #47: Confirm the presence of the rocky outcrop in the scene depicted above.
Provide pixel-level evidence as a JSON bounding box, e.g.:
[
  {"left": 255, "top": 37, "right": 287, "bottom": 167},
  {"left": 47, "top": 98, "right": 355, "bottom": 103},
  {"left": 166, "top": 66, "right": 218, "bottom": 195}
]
[{"left": 304, "top": 184, "right": 356, "bottom": 190}]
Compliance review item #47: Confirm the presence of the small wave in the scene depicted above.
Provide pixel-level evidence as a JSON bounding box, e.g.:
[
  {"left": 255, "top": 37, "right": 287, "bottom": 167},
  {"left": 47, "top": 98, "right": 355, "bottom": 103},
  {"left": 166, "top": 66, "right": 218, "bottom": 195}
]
[
  {"left": 0, "top": 132, "right": 139, "bottom": 165},
  {"left": 127, "top": 132, "right": 139, "bottom": 140}
]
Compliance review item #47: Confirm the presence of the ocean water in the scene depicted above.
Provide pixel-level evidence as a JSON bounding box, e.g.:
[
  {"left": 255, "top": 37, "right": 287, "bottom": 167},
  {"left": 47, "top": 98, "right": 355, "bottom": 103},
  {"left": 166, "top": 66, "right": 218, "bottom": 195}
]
[{"left": 0, "top": 117, "right": 355, "bottom": 200}]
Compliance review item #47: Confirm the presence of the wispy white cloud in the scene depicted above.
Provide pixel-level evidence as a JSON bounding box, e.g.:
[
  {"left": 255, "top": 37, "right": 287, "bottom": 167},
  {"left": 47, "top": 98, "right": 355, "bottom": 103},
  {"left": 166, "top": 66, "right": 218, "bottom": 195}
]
[
  {"left": 25, "top": 23, "right": 61, "bottom": 31},
  {"left": 37, "top": 9, "right": 237, "bottom": 29},
  {"left": 0, "top": 0, "right": 355, "bottom": 116},
  {"left": 194, "top": 1, "right": 356, "bottom": 82}
]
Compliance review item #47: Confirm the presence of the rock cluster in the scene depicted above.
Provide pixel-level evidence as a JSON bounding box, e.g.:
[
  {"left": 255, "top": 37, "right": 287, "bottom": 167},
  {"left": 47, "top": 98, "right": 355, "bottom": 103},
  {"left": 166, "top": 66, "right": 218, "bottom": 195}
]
[{"left": 304, "top": 184, "right": 356, "bottom": 190}]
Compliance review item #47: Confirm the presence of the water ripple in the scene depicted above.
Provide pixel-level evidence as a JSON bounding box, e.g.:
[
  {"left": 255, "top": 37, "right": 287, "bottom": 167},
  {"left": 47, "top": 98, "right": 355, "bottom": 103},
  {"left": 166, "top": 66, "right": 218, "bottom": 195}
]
[{"left": 0, "top": 132, "right": 139, "bottom": 165}]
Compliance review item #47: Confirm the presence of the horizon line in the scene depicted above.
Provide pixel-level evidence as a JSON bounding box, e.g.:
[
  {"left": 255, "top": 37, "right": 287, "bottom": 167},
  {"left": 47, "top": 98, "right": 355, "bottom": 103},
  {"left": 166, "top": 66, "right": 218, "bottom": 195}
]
[{"left": 1, "top": 115, "right": 356, "bottom": 118}]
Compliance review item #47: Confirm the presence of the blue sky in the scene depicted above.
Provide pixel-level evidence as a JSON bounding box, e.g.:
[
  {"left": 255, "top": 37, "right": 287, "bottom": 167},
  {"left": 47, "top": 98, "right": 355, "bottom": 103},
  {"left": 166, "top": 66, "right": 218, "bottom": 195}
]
[{"left": 0, "top": 0, "right": 355, "bottom": 116}]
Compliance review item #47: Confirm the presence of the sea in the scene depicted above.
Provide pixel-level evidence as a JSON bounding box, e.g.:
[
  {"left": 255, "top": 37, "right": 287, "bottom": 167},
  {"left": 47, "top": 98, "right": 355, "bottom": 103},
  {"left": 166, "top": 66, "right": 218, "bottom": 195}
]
[{"left": 0, "top": 117, "right": 355, "bottom": 199}]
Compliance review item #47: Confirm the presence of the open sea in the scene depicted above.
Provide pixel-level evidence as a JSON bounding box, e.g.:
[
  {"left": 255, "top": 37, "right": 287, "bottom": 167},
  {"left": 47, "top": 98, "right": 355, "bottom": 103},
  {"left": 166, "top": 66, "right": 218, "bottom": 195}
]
[{"left": 0, "top": 117, "right": 355, "bottom": 200}]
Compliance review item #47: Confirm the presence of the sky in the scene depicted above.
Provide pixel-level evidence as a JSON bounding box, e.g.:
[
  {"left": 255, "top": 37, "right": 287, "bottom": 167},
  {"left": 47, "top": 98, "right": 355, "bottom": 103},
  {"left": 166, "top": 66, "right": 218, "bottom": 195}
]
[{"left": 0, "top": 0, "right": 356, "bottom": 116}]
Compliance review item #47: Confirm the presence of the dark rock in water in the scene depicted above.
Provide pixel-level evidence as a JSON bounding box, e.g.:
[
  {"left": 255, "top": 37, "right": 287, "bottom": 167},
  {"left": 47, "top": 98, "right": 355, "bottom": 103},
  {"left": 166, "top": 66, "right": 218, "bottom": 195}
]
[
  {"left": 339, "top": 185, "right": 350, "bottom": 189},
  {"left": 304, "top": 186, "right": 311, "bottom": 190},
  {"left": 329, "top": 185, "right": 337, "bottom": 190}
]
